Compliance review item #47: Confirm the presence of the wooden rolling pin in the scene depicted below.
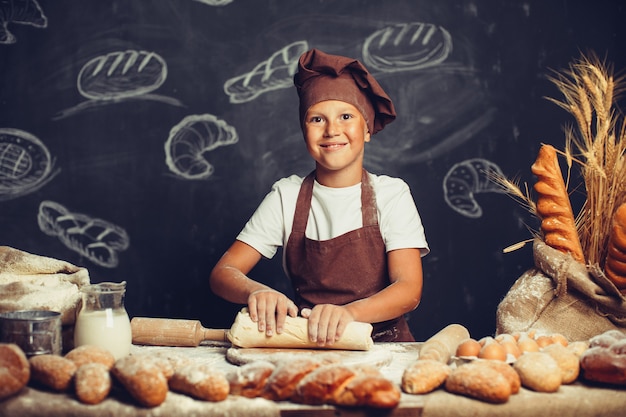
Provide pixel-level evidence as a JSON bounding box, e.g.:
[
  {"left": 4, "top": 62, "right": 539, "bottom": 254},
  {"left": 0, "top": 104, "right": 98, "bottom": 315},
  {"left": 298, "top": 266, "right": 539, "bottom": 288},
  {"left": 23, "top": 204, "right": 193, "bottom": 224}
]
[
  {"left": 418, "top": 323, "right": 470, "bottom": 363},
  {"left": 131, "top": 317, "right": 228, "bottom": 347}
]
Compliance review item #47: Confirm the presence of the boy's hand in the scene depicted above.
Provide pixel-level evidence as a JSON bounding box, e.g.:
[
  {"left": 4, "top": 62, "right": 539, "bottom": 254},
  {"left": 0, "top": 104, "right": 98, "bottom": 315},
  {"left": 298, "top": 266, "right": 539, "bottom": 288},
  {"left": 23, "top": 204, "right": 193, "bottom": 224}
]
[
  {"left": 248, "top": 289, "right": 298, "bottom": 336},
  {"left": 301, "top": 304, "right": 355, "bottom": 347}
]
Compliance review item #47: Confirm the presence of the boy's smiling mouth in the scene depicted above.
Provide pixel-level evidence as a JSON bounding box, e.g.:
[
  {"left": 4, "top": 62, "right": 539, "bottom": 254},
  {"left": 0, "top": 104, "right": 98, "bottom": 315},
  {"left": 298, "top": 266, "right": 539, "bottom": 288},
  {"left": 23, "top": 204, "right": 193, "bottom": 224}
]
[{"left": 320, "top": 142, "right": 347, "bottom": 149}]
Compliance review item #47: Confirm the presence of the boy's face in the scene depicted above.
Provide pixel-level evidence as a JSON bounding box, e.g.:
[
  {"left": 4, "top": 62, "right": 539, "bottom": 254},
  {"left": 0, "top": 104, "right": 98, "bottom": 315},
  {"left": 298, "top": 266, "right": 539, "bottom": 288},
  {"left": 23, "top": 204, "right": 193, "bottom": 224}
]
[{"left": 303, "top": 100, "right": 371, "bottom": 178}]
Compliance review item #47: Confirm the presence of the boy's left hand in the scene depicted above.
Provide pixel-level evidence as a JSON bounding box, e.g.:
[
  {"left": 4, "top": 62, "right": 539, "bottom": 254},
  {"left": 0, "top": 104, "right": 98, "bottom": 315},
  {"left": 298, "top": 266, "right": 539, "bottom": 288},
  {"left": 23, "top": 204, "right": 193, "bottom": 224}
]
[{"left": 301, "top": 304, "right": 355, "bottom": 347}]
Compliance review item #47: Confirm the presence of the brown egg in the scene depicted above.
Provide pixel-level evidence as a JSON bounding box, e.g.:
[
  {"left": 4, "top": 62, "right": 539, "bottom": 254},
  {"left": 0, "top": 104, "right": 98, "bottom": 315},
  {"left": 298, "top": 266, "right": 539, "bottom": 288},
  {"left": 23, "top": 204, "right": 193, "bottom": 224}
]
[
  {"left": 456, "top": 338, "right": 481, "bottom": 357},
  {"left": 500, "top": 340, "right": 522, "bottom": 359},
  {"left": 495, "top": 333, "right": 516, "bottom": 344},
  {"left": 478, "top": 341, "right": 507, "bottom": 361},
  {"left": 535, "top": 335, "right": 553, "bottom": 348},
  {"left": 550, "top": 333, "right": 569, "bottom": 347},
  {"left": 517, "top": 335, "right": 540, "bottom": 353}
]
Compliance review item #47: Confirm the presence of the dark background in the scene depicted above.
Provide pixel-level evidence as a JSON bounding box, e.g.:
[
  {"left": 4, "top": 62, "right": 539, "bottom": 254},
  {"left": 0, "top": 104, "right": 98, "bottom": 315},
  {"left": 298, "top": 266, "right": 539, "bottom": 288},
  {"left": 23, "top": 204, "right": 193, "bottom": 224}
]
[{"left": 1, "top": 0, "right": 624, "bottom": 341}]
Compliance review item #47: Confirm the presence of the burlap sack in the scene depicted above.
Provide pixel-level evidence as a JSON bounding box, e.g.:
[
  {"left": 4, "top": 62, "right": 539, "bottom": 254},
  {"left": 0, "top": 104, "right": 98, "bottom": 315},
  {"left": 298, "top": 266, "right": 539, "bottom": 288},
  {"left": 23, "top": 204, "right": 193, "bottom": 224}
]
[
  {"left": 496, "top": 240, "right": 626, "bottom": 342},
  {"left": 0, "top": 246, "right": 90, "bottom": 325}
]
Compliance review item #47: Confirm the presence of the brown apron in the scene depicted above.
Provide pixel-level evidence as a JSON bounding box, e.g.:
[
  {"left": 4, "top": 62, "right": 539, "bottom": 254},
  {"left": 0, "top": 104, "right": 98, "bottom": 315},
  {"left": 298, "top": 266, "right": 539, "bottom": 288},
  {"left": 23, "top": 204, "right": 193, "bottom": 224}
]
[{"left": 285, "top": 169, "right": 414, "bottom": 342}]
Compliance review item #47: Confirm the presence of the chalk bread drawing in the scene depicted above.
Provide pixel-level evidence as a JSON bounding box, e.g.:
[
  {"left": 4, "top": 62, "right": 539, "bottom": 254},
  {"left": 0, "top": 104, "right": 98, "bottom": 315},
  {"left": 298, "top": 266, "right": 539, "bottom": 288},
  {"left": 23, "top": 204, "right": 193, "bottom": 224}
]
[
  {"left": 362, "top": 22, "right": 452, "bottom": 73},
  {"left": 0, "top": 0, "right": 47, "bottom": 45},
  {"left": 0, "top": 128, "right": 59, "bottom": 200},
  {"left": 165, "top": 114, "right": 239, "bottom": 180},
  {"left": 77, "top": 50, "right": 167, "bottom": 100},
  {"left": 443, "top": 158, "right": 506, "bottom": 218},
  {"left": 224, "top": 40, "right": 308, "bottom": 103},
  {"left": 38, "top": 200, "right": 130, "bottom": 268},
  {"left": 193, "top": 0, "right": 233, "bottom": 6},
  {"left": 55, "top": 50, "right": 182, "bottom": 120}
]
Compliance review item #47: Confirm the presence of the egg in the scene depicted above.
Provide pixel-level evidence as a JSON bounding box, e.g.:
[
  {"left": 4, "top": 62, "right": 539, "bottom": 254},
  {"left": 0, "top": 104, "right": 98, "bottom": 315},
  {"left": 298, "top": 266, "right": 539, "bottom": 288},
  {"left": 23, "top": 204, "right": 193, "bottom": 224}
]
[
  {"left": 517, "top": 335, "right": 540, "bottom": 353},
  {"left": 535, "top": 335, "right": 553, "bottom": 348},
  {"left": 478, "top": 341, "right": 507, "bottom": 361},
  {"left": 500, "top": 340, "right": 522, "bottom": 359},
  {"left": 550, "top": 333, "right": 569, "bottom": 347},
  {"left": 456, "top": 338, "right": 481, "bottom": 357}
]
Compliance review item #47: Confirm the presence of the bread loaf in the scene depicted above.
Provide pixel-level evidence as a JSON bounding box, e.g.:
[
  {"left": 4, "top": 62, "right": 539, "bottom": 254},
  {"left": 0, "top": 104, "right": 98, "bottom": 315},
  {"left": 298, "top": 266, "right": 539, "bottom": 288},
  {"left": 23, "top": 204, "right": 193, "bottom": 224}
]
[
  {"left": 531, "top": 144, "right": 585, "bottom": 263},
  {"left": 445, "top": 361, "right": 512, "bottom": 403},
  {"left": 604, "top": 203, "right": 626, "bottom": 291},
  {"left": 0, "top": 343, "right": 30, "bottom": 400},
  {"left": 111, "top": 355, "right": 169, "bottom": 407},
  {"left": 261, "top": 358, "right": 323, "bottom": 401},
  {"left": 74, "top": 363, "right": 111, "bottom": 404},
  {"left": 513, "top": 351, "right": 562, "bottom": 392},
  {"left": 401, "top": 359, "right": 450, "bottom": 394},
  {"left": 29, "top": 354, "right": 77, "bottom": 391},
  {"left": 169, "top": 363, "right": 229, "bottom": 402},
  {"left": 227, "top": 360, "right": 275, "bottom": 398},
  {"left": 65, "top": 345, "right": 115, "bottom": 370},
  {"left": 580, "top": 329, "right": 626, "bottom": 385}
]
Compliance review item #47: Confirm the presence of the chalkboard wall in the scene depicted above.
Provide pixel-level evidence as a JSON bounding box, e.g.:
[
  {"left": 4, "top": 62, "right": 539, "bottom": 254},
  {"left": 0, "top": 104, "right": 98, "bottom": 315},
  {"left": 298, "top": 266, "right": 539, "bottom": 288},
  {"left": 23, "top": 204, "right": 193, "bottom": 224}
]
[{"left": 1, "top": 0, "right": 625, "bottom": 340}]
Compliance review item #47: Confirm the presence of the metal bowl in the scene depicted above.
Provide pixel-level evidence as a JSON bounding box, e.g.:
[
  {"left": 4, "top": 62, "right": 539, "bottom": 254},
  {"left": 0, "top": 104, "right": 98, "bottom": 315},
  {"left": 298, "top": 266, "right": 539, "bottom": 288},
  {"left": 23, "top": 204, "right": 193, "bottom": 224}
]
[{"left": 0, "top": 310, "right": 62, "bottom": 356}]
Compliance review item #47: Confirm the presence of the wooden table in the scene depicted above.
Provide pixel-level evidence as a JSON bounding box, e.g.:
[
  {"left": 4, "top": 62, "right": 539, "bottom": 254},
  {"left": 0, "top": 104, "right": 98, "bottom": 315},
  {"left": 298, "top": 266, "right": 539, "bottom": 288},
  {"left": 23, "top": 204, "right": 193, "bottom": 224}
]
[{"left": 1, "top": 342, "right": 624, "bottom": 417}]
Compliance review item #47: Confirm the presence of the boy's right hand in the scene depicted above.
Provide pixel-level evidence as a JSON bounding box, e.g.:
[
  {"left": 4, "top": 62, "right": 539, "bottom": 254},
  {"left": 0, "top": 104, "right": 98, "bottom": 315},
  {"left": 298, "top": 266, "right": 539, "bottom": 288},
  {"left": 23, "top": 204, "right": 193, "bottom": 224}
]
[{"left": 248, "top": 289, "right": 298, "bottom": 337}]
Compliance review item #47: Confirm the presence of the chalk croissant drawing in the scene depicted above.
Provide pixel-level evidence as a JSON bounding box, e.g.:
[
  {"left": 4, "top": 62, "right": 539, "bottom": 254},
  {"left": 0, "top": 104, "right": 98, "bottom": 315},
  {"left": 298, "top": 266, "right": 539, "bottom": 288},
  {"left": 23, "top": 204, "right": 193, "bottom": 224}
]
[
  {"left": 224, "top": 41, "right": 308, "bottom": 103},
  {"left": 0, "top": 128, "right": 59, "bottom": 200},
  {"left": 362, "top": 22, "right": 452, "bottom": 73},
  {"left": 164, "top": 114, "right": 239, "bottom": 180},
  {"left": 0, "top": 0, "right": 47, "bottom": 45},
  {"left": 37, "top": 200, "right": 130, "bottom": 268},
  {"left": 55, "top": 50, "right": 182, "bottom": 120},
  {"left": 443, "top": 158, "right": 506, "bottom": 218}
]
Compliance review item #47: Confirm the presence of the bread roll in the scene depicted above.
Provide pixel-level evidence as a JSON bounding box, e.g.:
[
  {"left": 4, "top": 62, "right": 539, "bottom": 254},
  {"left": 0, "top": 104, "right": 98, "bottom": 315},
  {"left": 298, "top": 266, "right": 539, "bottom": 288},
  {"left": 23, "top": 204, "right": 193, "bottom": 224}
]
[
  {"left": 580, "top": 329, "right": 626, "bottom": 385},
  {"left": 0, "top": 343, "right": 30, "bottom": 400},
  {"left": 445, "top": 361, "right": 512, "bottom": 403},
  {"left": 65, "top": 345, "right": 115, "bottom": 370},
  {"left": 401, "top": 359, "right": 450, "bottom": 394},
  {"left": 531, "top": 144, "right": 585, "bottom": 263},
  {"left": 74, "top": 363, "right": 111, "bottom": 404},
  {"left": 29, "top": 354, "right": 77, "bottom": 391},
  {"left": 604, "top": 203, "right": 626, "bottom": 291},
  {"left": 169, "top": 363, "right": 229, "bottom": 402},
  {"left": 111, "top": 355, "right": 168, "bottom": 407},
  {"left": 513, "top": 352, "right": 562, "bottom": 392},
  {"left": 541, "top": 343, "right": 580, "bottom": 384}
]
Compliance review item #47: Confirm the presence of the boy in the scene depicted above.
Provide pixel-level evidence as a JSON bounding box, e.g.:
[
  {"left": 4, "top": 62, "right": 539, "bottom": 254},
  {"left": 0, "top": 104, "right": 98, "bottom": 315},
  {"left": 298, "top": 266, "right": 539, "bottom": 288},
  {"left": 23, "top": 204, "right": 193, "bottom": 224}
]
[{"left": 210, "top": 49, "right": 429, "bottom": 345}]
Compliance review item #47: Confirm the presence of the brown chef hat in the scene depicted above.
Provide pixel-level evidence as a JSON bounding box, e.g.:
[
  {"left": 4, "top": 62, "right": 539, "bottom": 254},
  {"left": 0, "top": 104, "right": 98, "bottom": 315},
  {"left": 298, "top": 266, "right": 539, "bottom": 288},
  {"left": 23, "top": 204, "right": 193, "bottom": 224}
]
[{"left": 294, "top": 49, "right": 396, "bottom": 135}]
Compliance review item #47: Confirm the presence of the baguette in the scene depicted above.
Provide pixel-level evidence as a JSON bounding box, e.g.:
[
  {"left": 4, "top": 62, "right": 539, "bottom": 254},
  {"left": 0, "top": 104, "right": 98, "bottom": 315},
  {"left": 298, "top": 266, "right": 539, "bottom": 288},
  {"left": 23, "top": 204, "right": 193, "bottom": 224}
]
[
  {"left": 531, "top": 144, "right": 585, "bottom": 263},
  {"left": 604, "top": 203, "right": 626, "bottom": 292}
]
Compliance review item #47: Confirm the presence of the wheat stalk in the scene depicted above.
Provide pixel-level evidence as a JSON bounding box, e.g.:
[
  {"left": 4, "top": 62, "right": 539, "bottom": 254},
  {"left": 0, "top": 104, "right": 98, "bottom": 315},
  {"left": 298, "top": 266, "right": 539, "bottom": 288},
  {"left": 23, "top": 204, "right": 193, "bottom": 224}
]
[
  {"left": 544, "top": 53, "right": 626, "bottom": 265},
  {"left": 497, "top": 53, "right": 626, "bottom": 265}
]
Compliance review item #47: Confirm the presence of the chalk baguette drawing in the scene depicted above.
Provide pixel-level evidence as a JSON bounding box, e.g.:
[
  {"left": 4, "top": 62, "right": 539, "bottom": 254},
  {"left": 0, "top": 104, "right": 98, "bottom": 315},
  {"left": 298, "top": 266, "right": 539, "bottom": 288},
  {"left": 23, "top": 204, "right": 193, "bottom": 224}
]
[
  {"left": 0, "top": 128, "right": 59, "bottom": 200},
  {"left": 193, "top": 0, "right": 233, "bottom": 6},
  {"left": 224, "top": 40, "right": 308, "bottom": 103},
  {"left": 37, "top": 200, "right": 130, "bottom": 268},
  {"left": 55, "top": 50, "right": 182, "bottom": 120},
  {"left": 0, "top": 0, "right": 47, "bottom": 45},
  {"left": 165, "top": 114, "right": 239, "bottom": 180},
  {"left": 362, "top": 22, "right": 452, "bottom": 73},
  {"left": 77, "top": 50, "right": 168, "bottom": 100},
  {"left": 443, "top": 158, "right": 506, "bottom": 218}
]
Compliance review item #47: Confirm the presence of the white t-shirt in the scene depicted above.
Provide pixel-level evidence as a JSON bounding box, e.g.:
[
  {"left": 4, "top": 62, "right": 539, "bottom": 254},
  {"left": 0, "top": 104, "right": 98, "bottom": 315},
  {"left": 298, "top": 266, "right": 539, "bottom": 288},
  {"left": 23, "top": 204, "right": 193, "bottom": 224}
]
[{"left": 237, "top": 172, "right": 429, "bottom": 265}]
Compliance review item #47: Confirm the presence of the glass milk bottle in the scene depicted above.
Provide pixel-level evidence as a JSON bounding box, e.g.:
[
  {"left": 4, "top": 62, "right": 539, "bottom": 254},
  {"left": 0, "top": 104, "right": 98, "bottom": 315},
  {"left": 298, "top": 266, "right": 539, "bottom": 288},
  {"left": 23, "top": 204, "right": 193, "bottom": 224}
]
[{"left": 74, "top": 281, "right": 132, "bottom": 360}]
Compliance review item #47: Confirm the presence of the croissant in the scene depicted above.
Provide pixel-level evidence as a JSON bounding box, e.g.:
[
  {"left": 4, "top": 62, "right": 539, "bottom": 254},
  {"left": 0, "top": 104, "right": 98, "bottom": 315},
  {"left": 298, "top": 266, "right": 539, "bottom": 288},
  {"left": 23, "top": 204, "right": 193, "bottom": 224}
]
[
  {"left": 531, "top": 144, "right": 585, "bottom": 263},
  {"left": 604, "top": 203, "right": 626, "bottom": 292}
]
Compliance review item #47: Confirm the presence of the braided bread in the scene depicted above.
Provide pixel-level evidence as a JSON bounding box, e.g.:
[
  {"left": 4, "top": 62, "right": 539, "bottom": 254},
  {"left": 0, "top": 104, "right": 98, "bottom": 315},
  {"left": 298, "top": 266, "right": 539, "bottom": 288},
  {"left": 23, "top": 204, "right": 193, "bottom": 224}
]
[{"left": 531, "top": 144, "right": 585, "bottom": 263}]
